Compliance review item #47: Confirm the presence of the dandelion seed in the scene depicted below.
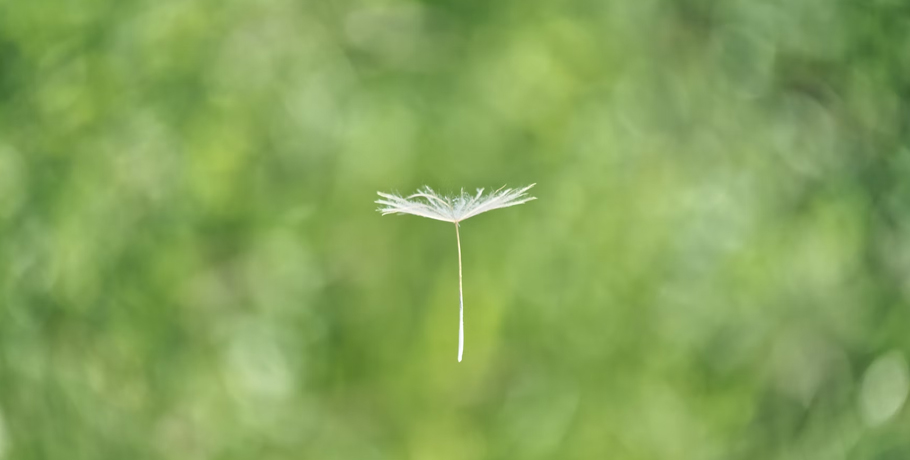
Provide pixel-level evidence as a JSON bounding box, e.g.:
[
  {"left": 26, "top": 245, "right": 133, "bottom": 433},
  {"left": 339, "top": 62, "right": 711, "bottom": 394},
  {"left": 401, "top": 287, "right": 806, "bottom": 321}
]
[{"left": 376, "top": 184, "right": 537, "bottom": 362}]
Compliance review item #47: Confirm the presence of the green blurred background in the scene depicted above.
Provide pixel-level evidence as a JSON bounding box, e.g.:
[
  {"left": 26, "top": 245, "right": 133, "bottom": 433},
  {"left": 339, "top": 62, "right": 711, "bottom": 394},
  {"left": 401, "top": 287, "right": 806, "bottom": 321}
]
[{"left": 2, "top": 0, "right": 910, "bottom": 458}]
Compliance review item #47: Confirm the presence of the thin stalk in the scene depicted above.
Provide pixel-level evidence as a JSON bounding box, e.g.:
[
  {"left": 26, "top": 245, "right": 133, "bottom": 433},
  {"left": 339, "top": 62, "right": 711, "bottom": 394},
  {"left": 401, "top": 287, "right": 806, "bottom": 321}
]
[{"left": 455, "top": 222, "right": 464, "bottom": 362}]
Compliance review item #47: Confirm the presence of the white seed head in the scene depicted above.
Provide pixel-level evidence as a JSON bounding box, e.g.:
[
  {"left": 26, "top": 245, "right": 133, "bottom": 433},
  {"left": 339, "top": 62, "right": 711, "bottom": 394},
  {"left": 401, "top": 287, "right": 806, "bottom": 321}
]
[{"left": 376, "top": 184, "right": 537, "bottom": 223}]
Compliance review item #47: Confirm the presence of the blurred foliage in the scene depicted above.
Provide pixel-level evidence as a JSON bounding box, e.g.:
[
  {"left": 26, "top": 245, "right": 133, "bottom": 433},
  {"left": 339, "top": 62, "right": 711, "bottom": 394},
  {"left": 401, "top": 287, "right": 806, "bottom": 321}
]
[{"left": 2, "top": 0, "right": 910, "bottom": 458}]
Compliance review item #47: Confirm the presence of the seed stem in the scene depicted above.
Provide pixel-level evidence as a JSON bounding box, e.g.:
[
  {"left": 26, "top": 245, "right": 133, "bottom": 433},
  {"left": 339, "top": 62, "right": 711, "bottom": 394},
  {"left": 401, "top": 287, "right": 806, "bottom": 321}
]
[{"left": 455, "top": 222, "right": 464, "bottom": 363}]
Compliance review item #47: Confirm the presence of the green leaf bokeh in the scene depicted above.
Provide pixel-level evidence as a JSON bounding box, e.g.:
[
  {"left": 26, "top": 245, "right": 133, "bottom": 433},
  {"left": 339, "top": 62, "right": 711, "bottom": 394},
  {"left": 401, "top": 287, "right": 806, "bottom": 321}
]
[{"left": 2, "top": 0, "right": 910, "bottom": 458}]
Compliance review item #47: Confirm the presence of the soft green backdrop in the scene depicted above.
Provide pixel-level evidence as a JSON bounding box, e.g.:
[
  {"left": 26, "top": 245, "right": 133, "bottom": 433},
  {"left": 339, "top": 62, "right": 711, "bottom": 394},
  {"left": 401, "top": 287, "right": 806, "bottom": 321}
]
[{"left": 2, "top": 0, "right": 910, "bottom": 458}]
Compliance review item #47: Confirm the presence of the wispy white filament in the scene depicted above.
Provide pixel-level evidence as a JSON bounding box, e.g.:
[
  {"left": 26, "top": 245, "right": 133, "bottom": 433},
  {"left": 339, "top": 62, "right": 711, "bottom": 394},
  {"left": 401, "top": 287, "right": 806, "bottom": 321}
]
[
  {"left": 376, "top": 184, "right": 536, "bottom": 362},
  {"left": 456, "top": 223, "right": 464, "bottom": 362}
]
